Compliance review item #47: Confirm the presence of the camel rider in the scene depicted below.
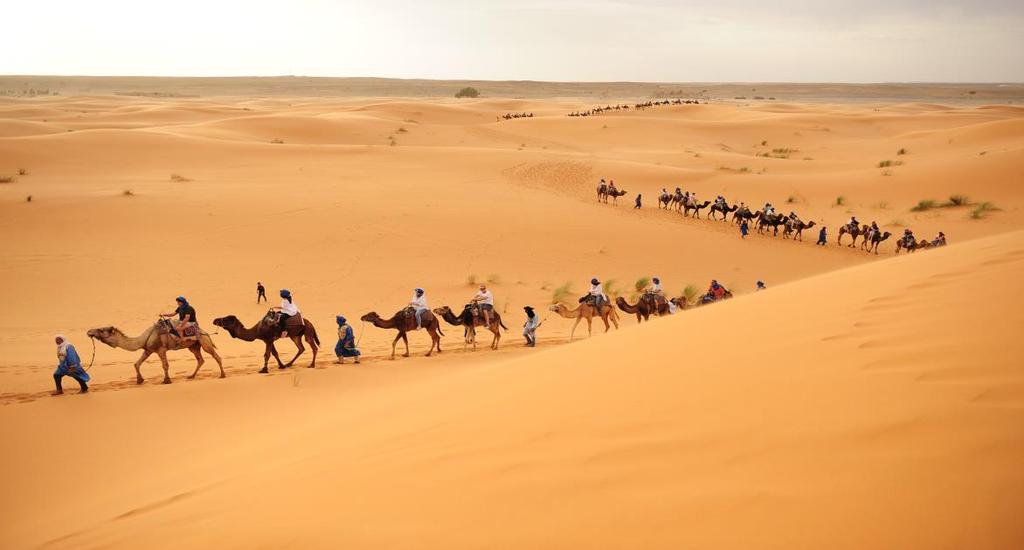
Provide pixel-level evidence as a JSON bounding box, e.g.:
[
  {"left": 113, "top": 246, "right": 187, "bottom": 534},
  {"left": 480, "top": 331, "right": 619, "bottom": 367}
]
[
  {"left": 471, "top": 284, "right": 494, "bottom": 328},
  {"left": 933, "top": 232, "right": 946, "bottom": 246},
  {"left": 707, "top": 280, "right": 728, "bottom": 301},
  {"left": 902, "top": 228, "right": 915, "bottom": 247},
  {"left": 848, "top": 216, "right": 860, "bottom": 232},
  {"left": 409, "top": 288, "right": 429, "bottom": 329},
  {"left": 271, "top": 289, "right": 300, "bottom": 338},
  {"left": 587, "top": 278, "right": 607, "bottom": 311},
  {"left": 608, "top": 180, "right": 617, "bottom": 193},
  {"left": 648, "top": 276, "right": 664, "bottom": 296},
  {"left": 764, "top": 202, "right": 775, "bottom": 216},
  {"left": 716, "top": 195, "right": 726, "bottom": 208},
  {"left": 160, "top": 296, "right": 197, "bottom": 339}
]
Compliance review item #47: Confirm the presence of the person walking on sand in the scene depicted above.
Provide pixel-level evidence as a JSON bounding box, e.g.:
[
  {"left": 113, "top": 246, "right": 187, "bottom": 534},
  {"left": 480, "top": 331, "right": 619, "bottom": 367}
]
[
  {"left": 523, "top": 306, "right": 541, "bottom": 347},
  {"left": 52, "top": 335, "right": 89, "bottom": 395},
  {"left": 756, "top": 280, "right": 767, "bottom": 291},
  {"left": 740, "top": 219, "right": 749, "bottom": 239},
  {"left": 257, "top": 282, "right": 267, "bottom": 303},
  {"left": 634, "top": 194, "right": 642, "bottom": 209},
  {"left": 271, "top": 289, "right": 299, "bottom": 338},
  {"left": 817, "top": 226, "right": 827, "bottom": 246},
  {"left": 334, "top": 315, "right": 360, "bottom": 364}
]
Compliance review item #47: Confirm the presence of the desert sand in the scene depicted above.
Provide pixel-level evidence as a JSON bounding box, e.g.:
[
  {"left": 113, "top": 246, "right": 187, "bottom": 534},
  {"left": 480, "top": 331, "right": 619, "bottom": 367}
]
[{"left": 1, "top": 83, "right": 1022, "bottom": 548}]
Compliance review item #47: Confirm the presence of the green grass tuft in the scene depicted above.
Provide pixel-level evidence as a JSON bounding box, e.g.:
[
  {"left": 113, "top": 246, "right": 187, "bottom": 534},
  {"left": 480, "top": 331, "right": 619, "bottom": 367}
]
[
  {"left": 835, "top": 196, "right": 846, "bottom": 206},
  {"left": 970, "top": 202, "right": 999, "bottom": 219},
  {"left": 910, "top": 199, "right": 938, "bottom": 212},
  {"left": 466, "top": 274, "right": 478, "bottom": 286},
  {"left": 551, "top": 282, "right": 573, "bottom": 305}
]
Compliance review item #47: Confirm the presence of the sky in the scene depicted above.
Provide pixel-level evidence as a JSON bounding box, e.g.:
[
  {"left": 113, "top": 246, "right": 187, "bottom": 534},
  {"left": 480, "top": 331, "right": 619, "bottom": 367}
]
[{"left": 4, "top": 0, "right": 1022, "bottom": 82}]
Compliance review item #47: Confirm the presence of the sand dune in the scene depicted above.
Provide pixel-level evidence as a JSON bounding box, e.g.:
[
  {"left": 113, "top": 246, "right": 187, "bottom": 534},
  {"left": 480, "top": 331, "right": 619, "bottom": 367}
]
[{"left": 1, "top": 89, "right": 1022, "bottom": 547}]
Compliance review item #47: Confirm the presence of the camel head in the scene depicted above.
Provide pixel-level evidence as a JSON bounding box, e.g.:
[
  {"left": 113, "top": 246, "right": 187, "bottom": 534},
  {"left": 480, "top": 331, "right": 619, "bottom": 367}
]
[
  {"left": 360, "top": 312, "right": 380, "bottom": 323},
  {"left": 212, "top": 315, "right": 241, "bottom": 333},
  {"left": 432, "top": 306, "right": 452, "bottom": 316},
  {"left": 805, "top": 220, "right": 816, "bottom": 229},
  {"left": 879, "top": 231, "right": 892, "bottom": 241},
  {"left": 87, "top": 326, "right": 122, "bottom": 347},
  {"left": 548, "top": 304, "right": 564, "bottom": 312}
]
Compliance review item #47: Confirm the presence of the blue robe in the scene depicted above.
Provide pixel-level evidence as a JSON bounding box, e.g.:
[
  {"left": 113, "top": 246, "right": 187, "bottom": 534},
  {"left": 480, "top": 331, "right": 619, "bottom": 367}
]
[
  {"left": 55, "top": 345, "right": 90, "bottom": 381},
  {"left": 335, "top": 324, "right": 360, "bottom": 357}
]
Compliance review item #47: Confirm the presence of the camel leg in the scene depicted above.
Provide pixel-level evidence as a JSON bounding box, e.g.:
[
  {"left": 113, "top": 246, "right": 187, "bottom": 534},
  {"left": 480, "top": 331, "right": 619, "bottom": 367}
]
[
  {"left": 283, "top": 336, "right": 304, "bottom": 368},
  {"left": 426, "top": 328, "right": 439, "bottom": 357},
  {"left": 586, "top": 316, "right": 594, "bottom": 337},
  {"left": 491, "top": 325, "right": 500, "bottom": 350},
  {"left": 133, "top": 350, "right": 152, "bottom": 384},
  {"left": 569, "top": 316, "right": 583, "bottom": 342},
  {"left": 390, "top": 332, "right": 402, "bottom": 360},
  {"left": 203, "top": 340, "right": 226, "bottom": 378},
  {"left": 187, "top": 345, "right": 205, "bottom": 379},
  {"left": 259, "top": 342, "right": 275, "bottom": 374},
  {"left": 402, "top": 333, "right": 410, "bottom": 357},
  {"left": 156, "top": 349, "right": 171, "bottom": 384},
  {"left": 307, "top": 333, "right": 318, "bottom": 368}
]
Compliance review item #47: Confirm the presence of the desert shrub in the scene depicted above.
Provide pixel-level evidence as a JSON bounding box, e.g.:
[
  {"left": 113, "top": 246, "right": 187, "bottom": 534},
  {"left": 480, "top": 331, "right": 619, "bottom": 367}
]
[
  {"left": 878, "top": 160, "right": 893, "bottom": 168},
  {"left": 634, "top": 277, "right": 650, "bottom": 292},
  {"left": 970, "top": 202, "right": 999, "bottom": 219},
  {"left": 397, "top": 127, "right": 408, "bottom": 133},
  {"left": 122, "top": 189, "right": 134, "bottom": 196},
  {"left": 835, "top": 196, "right": 846, "bottom": 206},
  {"left": 872, "top": 201, "right": 889, "bottom": 209},
  {"left": 486, "top": 273, "right": 501, "bottom": 284},
  {"left": 551, "top": 282, "right": 573, "bottom": 305},
  {"left": 170, "top": 174, "right": 190, "bottom": 182},
  {"left": 897, "top": 148, "right": 908, "bottom": 155},
  {"left": 761, "top": 140, "right": 767, "bottom": 146},
  {"left": 786, "top": 195, "right": 798, "bottom": 204},
  {"left": 18, "top": 168, "right": 27, "bottom": 175},
  {"left": 270, "top": 138, "right": 284, "bottom": 144},
  {"left": 455, "top": 87, "right": 480, "bottom": 98},
  {"left": 0, "top": 176, "right": 14, "bottom": 184},
  {"left": 683, "top": 284, "right": 699, "bottom": 302},
  {"left": 947, "top": 195, "right": 970, "bottom": 206},
  {"left": 466, "top": 274, "right": 478, "bottom": 286},
  {"left": 910, "top": 199, "right": 937, "bottom": 212}
]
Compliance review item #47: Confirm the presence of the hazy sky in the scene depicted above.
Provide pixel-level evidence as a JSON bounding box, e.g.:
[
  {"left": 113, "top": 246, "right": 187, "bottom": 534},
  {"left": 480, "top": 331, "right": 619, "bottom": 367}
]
[{"left": 5, "top": 0, "right": 1022, "bottom": 82}]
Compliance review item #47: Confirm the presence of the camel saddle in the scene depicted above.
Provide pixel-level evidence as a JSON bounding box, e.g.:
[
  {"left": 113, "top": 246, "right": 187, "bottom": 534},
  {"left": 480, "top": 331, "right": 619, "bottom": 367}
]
[
  {"left": 263, "top": 310, "right": 304, "bottom": 329},
  {"left": 155, "top": 318, "right": 199, "bottom": 348}
]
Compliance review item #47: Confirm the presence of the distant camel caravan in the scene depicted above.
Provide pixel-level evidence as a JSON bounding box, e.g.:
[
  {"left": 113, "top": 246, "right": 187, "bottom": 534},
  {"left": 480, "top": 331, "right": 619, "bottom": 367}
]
[
  {"left": 87, "top": 320, "right": 224, "bottom": 384},
  {"left": 548, "top": 301, "right": 620, "bottom": 341},
  {"left": 434, "top": 305, "right": 508, "bottom": 350},
  {"left": 213, "top": 311, "right": 320, "bottom": 372},
  {"left": 361, "top": 308, "right": 443, "bottom": 359}
]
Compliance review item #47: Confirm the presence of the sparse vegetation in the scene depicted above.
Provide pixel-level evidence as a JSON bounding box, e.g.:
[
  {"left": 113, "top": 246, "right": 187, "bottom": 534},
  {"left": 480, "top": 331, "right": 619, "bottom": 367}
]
[
  {"left": 122, "top": 189, "right": 134, "bottom": 196},
  {"left": 970, "top": 202, "right": 999, "bottom": 219},
  {"left": 170, "top": 174, "right": 191, "bottom": 182},
  {"left": 26, "top": 195, "right": 32, "bottom": 202},
  {"left": 835, "top": 196, "right": 846, "bottom": 206},
  {"left": 466, "top": 274, "right": 478, "bottom": 286},
  {"left": 634, "top": 277, "right": 651, "bottom": 293},
  {"left": 18, "top": 168, "right": 27, "bottom": 176},
  {"left": 872, "top": 201, "right": 889, "bottom": 210},
  {"left": 0, "top": 176, "right": 14, "bottom": 184},
  {"left": 786, "top": 195, "right": 798, "bottom": 204},
  {"left": 270, "top": 138, "right": 285, "bottom": 144},
  {"left": 878, "top": 160, "right": 903, "bottom": 168},
  {"left": 897, "top": 148, "right": 908, "bottom": 155},
  {"left": 910, "top": 199, "right": 938, "bottom": 212},
  {"left": 397, "top": 127, "right": 408, "bottom": 133},
  {"left": 454, "top": 87, "right": 480, "bottom": 98},
  {"left": 551, "top": 282, "right": 573, "bottom": 305},
  {"left": 718, "top": 166, "right": 752, "bottom": 173},
  {"left": 761, "top": 140, "right": 768, "bottom": 146},
  {"left": 486, "top": 273, "right": 501, "bottom": 284},
  {"left": 947, "top": 195, "right": 970, "bottom": 206},
  {"left": 683, "top": 284, "right": 699, "bottom": 302}
]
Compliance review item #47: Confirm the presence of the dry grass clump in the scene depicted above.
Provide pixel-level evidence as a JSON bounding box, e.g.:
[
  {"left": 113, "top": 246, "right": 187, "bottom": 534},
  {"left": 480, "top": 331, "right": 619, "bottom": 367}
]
[
  {"left": 551, "top": 282, "right": 573, "bottom": 305},
  {"left": 897, "top": 148, "right": 908, "bottom": 155},
  {"left": 682, "top": 284, "right": 699, "bottom": 302},
  {"left": 170, "top": 174, "right": 191, "bottom": 182},
  {"left": 270, "top": 138, "right": 285, "bottom": 144},
  {"left": 0, "top": 176, "right": 15, "bottom": 184},
  {"left": 835, "top": 196, "right": 846, "bottom": 206},
  {"left": 486, "top": 273, "right": 501, "bottom": 284},
  {"left": 466, "top": 274, "right": 478, "bottom": 286},
  {"left": 946, "top": 195, "right": 970, "bottom": 206},
  {"left": 122, "top": 189, "right": 134, "bottom": 196},
  {"left": 18, "top": 168, "right": 27, "bottom": 175},
  {"left": 970, "top": 202, "right": 999, "bottom": 219},
  {"left": 397, "top": 127, "right": 408, "bottom": 133},
  {"left": 878, "top": 160, "right": 904, "bottom": 168},
  {"left": 910, "top": 199, "right": 938, "bottom": 212}
]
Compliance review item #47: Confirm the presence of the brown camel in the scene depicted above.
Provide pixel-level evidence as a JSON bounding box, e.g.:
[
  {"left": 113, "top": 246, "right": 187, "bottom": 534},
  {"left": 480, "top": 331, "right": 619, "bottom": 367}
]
[
  {"left": 837, "top": 223, "right": 868, "bottom": 247},
  {"left": 683, "top": 199, "right": 712, "bottom": 218},
  {"left": 658, "top": 191, "right": 673, "bottom": 209},
  {"left": 755, "top": 211, "right": 788, "bottom": 236},
  {"left": 615, "top": 294, "right": 669, "bottom": 322},
  {"left": 212, "top": 311, "right": 320, "bottom": 373},
  {"left": 708, "top": 201, "right": 738, "bottom": 221},
  {"left": 862, "top": 230, "right": 892, "bottom": 254},
  {"left": 87, "top": 321, "right": 224, "bottom": 384},
  {"left": 602, "top": 188, "right": 627, "bottom": 205},
  {"left": 548, "top": 301, "right": 619, "bottom": 341},
  {"left": 361, "top": 308, "right": 443, "bottom": 359},
  {"left": 434, "top": 305, "right": 508, "bottom": 350},
  {"left": 895, "top": 235, "right": 926, "bottom": 254},
  {"left": 733, "top": 207, "right": 759, "bottom": 225},
  {"left": 782, "top": 218, "right": 816, "bottom": 241}
]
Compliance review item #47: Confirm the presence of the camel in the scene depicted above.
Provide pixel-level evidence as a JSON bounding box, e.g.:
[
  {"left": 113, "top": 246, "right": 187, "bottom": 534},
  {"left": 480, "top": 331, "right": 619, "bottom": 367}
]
[
  {"left": 782, "top": 218, "right": 816, "bottom": 241},
  {"left": 733, "top": 207, "right": 758, "bottom": 225},
  {"left": 87, "top": 321, "right": 224, "bottom": 384},
  {"left": 603, "top": 188, "right": 627, "bottom": 205},
  {"left": 755, "top": 211, "right": 788, "bottom": 236},
  {"left": 361, "top": 308, "right": 443, "bottom": 359},
  {"left": 615, "top": 294, "right": 669, "bottom": 322},
  {"left": 862, "top": 230, "right": 892, "bottom": 254},
  {"left": 548, "top": 301, "right": 619, "bottom": 341},
  {"left": 895, "top": 235, "right": 926, "bottom": 254},
  {"left": 658, "top": 191, "right": 672, "bottom": 209},
  {"left": 212, "top": 311, "right": 320, "bottom": 373},
  {"left": 708, "top": 201, "right": 738, "bottom": 221},
  {"left": 434, "top": 305, "right": 508, "bottom": 350},
  {"left": 683, "top": 199, "right": 712, "bottom": 218},
  {"left": 837, "top": 223, "right": 868, "bottom": 247}
]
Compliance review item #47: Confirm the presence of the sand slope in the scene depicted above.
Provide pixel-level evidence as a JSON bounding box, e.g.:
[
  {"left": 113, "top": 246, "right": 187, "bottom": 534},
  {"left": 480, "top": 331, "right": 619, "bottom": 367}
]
[{"left": 0, "top": 230, "right": 1021, "bottom": 548}]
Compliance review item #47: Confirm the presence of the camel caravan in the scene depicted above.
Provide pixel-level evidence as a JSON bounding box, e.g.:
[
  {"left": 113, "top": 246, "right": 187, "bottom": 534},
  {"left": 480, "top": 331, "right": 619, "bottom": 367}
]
[
  {"left": 568, "top": 98, "right": 700, "bottom": 118},
  {"left": 499, "top": 112, "right": 534, "bottom": 120}
]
